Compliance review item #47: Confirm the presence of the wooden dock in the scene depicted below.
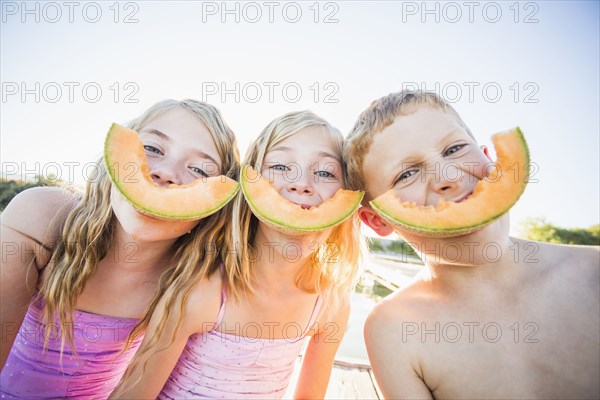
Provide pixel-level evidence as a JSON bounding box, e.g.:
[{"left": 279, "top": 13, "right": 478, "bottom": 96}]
[{"left": 285, "top": 358, "right": 382, "bottom": 399}]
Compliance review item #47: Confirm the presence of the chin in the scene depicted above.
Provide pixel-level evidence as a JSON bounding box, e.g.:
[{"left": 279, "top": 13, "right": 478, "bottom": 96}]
[
  {"left": 111, "top": 189, "right": 197, "bottom": 242},
  {"left": 118, "top": 210, "right": 195, "bottom": 241},
  {"left": 259, "top": 222, "right": 332, "bottom": 246}
]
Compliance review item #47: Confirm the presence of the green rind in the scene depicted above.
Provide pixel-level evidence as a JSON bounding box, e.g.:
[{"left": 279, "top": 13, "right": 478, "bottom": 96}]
[
  {"left": 244, "top": 190, "right": 363, "bottom": 232},
  {"left": 240, "top": 165, "right": 364, "bottom": 233},
  {"left": 114, "top": 177, "right": 240, "bottom": 221},
  {"left": 370, "top": 127, "right": 530, "bottom": 237},
  {"left": 370, "top": 202, "right": 503, "bottom": 237},
  {"left": 104, "top": 123, "right": 240, "bottom": 221}
]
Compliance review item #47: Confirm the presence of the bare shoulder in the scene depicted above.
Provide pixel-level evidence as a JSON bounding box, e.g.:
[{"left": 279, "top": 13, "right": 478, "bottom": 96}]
[
  {"left": 1, "top": 186, "right": 79, "bottom": 246},
  {"left": 365, "top": 275, "right": 439, "bottom": 357},
  {"left": 532, "top": 239, "right": 599, "bottom": 277},
  {"left": 561, "top": 242, "right": 599, "bottom": 266},
  {"left": 522, "top": 239, "right": 599, "bottom": 307},
  {"left": 558, "top": 242, "right": 598, "bottom": 286},
  {"left": 565, "top": 243, "right": 600, "bottom": 280},
  {"left": 181, "top": 270, "right": 225, "bottom": 333},
  {"left": 367, "top": 274, "right": 436, "bottom": 330}
]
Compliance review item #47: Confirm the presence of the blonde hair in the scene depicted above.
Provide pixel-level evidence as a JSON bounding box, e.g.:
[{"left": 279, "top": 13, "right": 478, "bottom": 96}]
[
  {"left": 344, "top": 89, "right": 473, "bottom": 197},
  {"left": 38, "top": 99, "right": 240, "bottom": 357},
  {"left": 230, "top": 110, "right": 363, "bottom": 314}
]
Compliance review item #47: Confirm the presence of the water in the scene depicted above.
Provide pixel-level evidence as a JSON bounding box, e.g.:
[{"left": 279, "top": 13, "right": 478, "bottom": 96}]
[
  {"left": 335, "top": 256, "right": 422, "bottom": 362},
  {"left": 335, "top": 291, "right": 379, "bottom": 362}
]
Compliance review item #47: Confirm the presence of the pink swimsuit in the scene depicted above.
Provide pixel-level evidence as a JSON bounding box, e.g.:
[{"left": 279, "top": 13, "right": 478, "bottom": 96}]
[
  {"left": 0, "top": 296, "right": 143, "bottom": 399},
  {"left": 159, "top": 289, "right": 322, "bottom": 399}
]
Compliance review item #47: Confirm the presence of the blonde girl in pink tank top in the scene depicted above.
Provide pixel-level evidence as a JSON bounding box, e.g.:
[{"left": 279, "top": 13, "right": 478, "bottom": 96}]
[
  {"left": 0, "top": 100, "right": 240, "bottom": 398},
  {"left": 110, "top": 111, "right": 364, "bottom": 399}
]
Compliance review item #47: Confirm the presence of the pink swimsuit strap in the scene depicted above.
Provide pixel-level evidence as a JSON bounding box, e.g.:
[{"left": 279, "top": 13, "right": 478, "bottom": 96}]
[
  {"left": 301, "top": 294, "right": 322, "bottom": 337},
  {"left": 158, "top": 268, "right": 324, "bottom": 399},
  {"left": 212, "top": 285, "right": 228, "bottom": 331}
]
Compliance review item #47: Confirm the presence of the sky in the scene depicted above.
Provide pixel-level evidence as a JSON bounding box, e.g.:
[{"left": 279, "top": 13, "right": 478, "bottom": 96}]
[{"left": 1, "top": 0, "right": 599, "bottom": 237}]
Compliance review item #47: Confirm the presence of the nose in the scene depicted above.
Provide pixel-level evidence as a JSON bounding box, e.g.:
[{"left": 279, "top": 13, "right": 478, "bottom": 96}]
[
  {"left": 430, "top": 161, "right": 462, "bottom": 194},
  {"left": 150, "top": 162, "right": 181, "bottom": 187},
  {"left": 287, "top": 175, "right": 314, "bottom": 195}
]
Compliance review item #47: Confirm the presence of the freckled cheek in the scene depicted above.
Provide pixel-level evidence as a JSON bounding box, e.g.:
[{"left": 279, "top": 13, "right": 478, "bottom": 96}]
[
  {"left": 365, "top": 179, "right": 387, "bottom": 202},
  {"left": 395, "top": 184, "right": 426, "bottom": 205}
]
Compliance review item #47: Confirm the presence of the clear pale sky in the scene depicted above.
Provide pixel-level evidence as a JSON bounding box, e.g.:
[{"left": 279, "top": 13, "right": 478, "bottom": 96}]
[{"left": 1, "top": 1, "right": 598, "bottom": 236}]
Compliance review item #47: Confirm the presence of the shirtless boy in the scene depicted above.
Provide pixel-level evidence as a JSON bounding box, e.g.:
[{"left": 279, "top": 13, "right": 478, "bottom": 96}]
[{"left": 344, "top": 90, "right": 599, "bottom": 399}]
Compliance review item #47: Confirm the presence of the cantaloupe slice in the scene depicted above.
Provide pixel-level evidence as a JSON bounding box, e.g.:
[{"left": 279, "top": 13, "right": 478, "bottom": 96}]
[
  {"left": 104, "top": 123, "right": 239, "bottom": 221},
  {"left": 241, "top": 165, "right": 364, "bottom": 235},
  {"left": 370, "top": 127, "right": 530, "bottom": 238}
]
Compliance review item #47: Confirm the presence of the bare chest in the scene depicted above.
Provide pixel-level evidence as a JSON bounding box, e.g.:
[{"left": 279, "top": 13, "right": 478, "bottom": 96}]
[{"left": 418, "top": 294, "right": 599, "bottom": 398}]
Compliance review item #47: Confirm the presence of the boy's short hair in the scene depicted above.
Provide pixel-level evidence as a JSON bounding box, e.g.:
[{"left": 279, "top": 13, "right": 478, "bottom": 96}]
[{"left": 344, "top": 90, "right": 474, "bottom": 195}]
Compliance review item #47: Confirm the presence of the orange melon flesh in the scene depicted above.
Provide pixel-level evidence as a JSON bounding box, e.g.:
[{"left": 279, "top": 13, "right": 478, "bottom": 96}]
[
  {"left": 241, "top": 165, "right": 364, "bottom": 234},
  {"left": 370, "top": 127, "right": 530, "bottom": 238},
  {"left": 104, "top": 123, "right": 239, "bottom": 221}
]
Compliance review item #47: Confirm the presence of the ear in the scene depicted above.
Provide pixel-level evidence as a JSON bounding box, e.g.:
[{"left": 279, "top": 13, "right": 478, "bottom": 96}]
[
  {"left": 480, "top": 145, "right": 493, "bottom": 161},
  {"left": 358, "top": 207, "right": 394, "bottom": 237}
]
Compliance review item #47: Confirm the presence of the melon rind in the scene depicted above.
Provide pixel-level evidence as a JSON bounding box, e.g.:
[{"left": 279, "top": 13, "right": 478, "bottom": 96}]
[
  {"left": 104, "top": 123, "right": 239, "bottom": 221},
  {"left": 240, "top": 165, "right": 364, "bottom": 235},
  {"left": 370, "top": 127, "right": 530, "bottom": 238}
]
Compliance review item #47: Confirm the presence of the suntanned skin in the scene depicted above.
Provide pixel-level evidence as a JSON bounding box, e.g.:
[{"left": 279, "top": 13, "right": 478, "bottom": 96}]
[{"left": 360, "top": 105, "right": 600, "bottom": 399}]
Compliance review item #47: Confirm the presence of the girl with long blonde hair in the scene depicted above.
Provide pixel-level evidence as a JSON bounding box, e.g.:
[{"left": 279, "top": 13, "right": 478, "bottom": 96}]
[
  {"left": 0, "top": 99, "right": 239, "bottom": 398},
  {"left": 111, "top": 110, "right": 363, "bottom": 399}
]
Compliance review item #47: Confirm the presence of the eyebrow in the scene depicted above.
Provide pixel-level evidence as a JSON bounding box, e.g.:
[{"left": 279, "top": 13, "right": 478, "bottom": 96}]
[
  {"left": 388, "top": 155, "right": 422, "bottom": 175},
  {"left": 318, "top": 152, "right": 341, "bottom": 164},
  {"left": 392, "top": 128, "right": 464, "bottom": 165},
  {"left": 269, "top": 146, "right": 341, "bottom": 163},
  {"left": 141, "top": 128, "right": 169, "bottom": 140},
  {"left": 387, "top": 158, "right": 420, "bottom": 187},
  {"left": 440, "top": 130, "right": 462, "bottom": 144},
  {"left": 141, "top": 128, "right": 221, "bottom": 166},
  {"left": 269, "top": 146, "right": 293, "bottom": 153}
]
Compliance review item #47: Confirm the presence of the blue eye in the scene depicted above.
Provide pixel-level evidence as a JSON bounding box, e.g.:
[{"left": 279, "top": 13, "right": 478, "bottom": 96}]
[
  {"left": 315, "top": 170, "right": 335, "bottom": 178},
  {"left": 143, "top": 145, "right": 162, "bottom": 155},
  {"left": 444, "top": 144, "right": 466, "bottom": 157},
  {"left": 396, "top": 169, "right": 418, "bottom": 184},
  {"left": 270, "top": 164, "right": 289, "bottom": 171},
  {"left": 189, "top": 166, "right": 208, "bottom": 177},
  {"left": 400, "top": 170, "right": 417, "bottom": 181}
]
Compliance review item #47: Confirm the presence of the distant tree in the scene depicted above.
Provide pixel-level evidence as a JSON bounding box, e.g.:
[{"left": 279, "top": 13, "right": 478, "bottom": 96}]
[
  {"left": 0, "top": 175, "right": 62, "bottom": 211},
  {"left": 521, "top": 218, "right": 599, "bottom": 246}
]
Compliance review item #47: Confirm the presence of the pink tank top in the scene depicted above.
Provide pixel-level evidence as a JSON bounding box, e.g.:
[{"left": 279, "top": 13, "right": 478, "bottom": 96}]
[
  {"left": 158, "top": 289, "right": 322, "bottom": 399},
  {"left": 0, "top": 296, "right": 143, "bottom": 398}
]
